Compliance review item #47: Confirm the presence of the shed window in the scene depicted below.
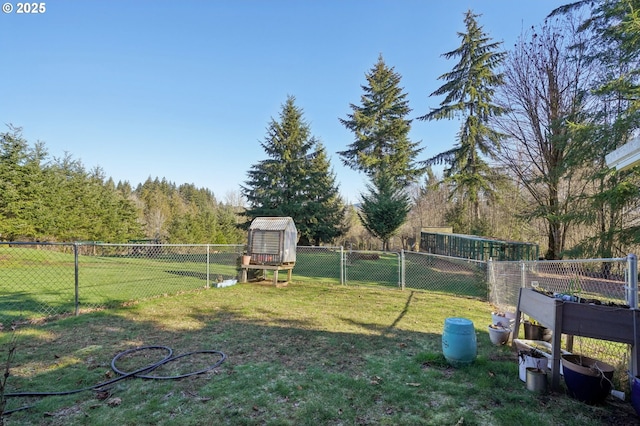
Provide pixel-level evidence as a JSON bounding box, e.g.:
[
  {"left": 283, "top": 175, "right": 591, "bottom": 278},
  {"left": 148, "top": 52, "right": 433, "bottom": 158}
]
[{"left": 252, "top": 231, "right": 280, "bottom": 255}]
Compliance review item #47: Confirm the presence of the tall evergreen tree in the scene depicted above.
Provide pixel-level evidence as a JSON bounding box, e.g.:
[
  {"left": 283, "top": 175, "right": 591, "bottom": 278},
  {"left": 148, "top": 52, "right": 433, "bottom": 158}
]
[
  {"left": 339, "top": 55, "right": 423, "bottom": 187},
  {"left": 418, "top": 10, "right": 506, "bottom": 229},
  {"left": 0, "top": 127, "right": 143, "bottom": 242},
  {"left": 135, "top": 177, "right": 173, "bottom": 240},
  {"left": 0, "top": 126, "right": 247, "bottom": 244},
  {"left": 303, "top": 144, "right": 346, "bottom": 245},
  {"left": 358, "top": 169, "right": 411, "bottom": 251},
  {"left": 586, "top": 0, "right": 640, "bottom": 253},
  {"left": 242, "top": 96, "right": 345, "bottom": 245},
  {"left": 0, "top": 127, "right": 46, "bottom": 240}
]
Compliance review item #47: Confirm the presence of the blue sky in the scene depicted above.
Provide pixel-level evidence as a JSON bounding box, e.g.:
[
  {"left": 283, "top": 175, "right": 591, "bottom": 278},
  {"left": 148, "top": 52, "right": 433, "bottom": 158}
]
[{"left": 1, "top": 0, "right": 567, "bottom": 203}]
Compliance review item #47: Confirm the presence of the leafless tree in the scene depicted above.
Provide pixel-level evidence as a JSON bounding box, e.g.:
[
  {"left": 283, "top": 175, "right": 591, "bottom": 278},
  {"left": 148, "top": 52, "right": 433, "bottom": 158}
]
[{"left": 494, "top": 14, "right": 595, "bottom": 259}]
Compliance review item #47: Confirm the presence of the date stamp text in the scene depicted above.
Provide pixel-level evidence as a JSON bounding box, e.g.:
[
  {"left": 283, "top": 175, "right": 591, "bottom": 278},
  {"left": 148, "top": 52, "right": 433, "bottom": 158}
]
[{"left": 3, "top": 3, "right": 47, "bottom": 14}]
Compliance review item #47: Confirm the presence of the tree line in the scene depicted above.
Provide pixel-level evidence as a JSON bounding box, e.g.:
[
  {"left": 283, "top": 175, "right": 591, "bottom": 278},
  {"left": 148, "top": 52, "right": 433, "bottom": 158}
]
[
  {"left": 2, "top": 1, "right": 639, "bottom": 260},
  {"left": 0, "top": 126, "right": 245, "bottom": 244}
]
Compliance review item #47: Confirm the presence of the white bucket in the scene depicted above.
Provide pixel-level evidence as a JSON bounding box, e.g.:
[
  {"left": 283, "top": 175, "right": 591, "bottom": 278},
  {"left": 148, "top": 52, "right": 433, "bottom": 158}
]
[
  {"left": 491, "top": 312, "right": 515, "bottom": 328},
  {"left": 514, "top": 339, "right": 570, "bottom": 380},
  {"left": 519, "top": 354, "right": 548, "bottom": 382}
]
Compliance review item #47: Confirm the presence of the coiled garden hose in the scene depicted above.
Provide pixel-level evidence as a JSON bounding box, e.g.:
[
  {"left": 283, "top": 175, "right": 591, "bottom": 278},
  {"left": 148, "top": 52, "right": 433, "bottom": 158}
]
[{"left": 2, "top": 345, "right": 227, "bottom": 415}]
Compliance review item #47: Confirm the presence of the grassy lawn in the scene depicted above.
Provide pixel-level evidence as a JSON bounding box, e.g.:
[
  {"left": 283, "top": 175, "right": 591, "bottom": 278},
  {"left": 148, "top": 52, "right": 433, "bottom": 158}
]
[
  {"left": 1, "top": 247, "right": 486, "bottom": 326},
  {"left": 1, "top": 282, "right": 637, "bottom": 425},
  {"left": 0, "top": 246, "right": 241, "bottom": 321}
]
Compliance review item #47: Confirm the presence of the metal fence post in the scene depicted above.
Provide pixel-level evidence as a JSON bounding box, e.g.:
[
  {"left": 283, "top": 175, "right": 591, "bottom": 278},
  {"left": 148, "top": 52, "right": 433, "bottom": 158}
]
[
  {"left": 206, "top": 244, "right": 210, "bottom": 289},
  {"left": 486, "top": 257, "right": 493, "bottom": 304},
  {"left": 628, "top": 253, "right": 638, "bottom": 309},
  {"left": 74, "top": 242, "right": 80, "bottom": 316},
  {"left": 340, "top": 246, "right": 344, "bottom": 285},
  {"left": 400, "top": 250, "right": 405, "bottom": 290},
  {"left": 520, "top": 260, "right": 526, "bottom": 289},
  {"left": 628, "top": 254, "right": 639, "bottom": 389}
]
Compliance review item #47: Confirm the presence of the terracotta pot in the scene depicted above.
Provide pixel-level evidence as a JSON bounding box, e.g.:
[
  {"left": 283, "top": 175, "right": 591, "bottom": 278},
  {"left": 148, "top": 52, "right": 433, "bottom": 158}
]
[{"left": 242, "top": 255, "right": 251, "bottom": 265}]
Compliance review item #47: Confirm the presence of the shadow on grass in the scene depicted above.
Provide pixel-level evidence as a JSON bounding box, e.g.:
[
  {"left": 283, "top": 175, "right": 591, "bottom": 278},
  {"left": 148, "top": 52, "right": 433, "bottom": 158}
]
[
  {"left": 165, "top": 270, "right": 237, "bottom": 281},
  {"left": 2, "top": 306, "right": 442, "bottom": 424},
  {"left": 2, "top": 284, "right": 639, "bottom": 426},
  {"left": 0, "top": 291, "right": 76, "bottom": 326}
]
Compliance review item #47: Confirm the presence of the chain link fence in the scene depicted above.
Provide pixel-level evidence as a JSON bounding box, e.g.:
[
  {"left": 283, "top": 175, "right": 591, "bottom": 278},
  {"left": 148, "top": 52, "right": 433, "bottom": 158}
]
[
  {"left": 343, "top": 250, "right": 401, "bottom": 288},
  {"left": 403, "top": 251, "right": 487, "bottom": 299},
  {"left": 5, "top": 240, "right": 636, "bottom": 392},
  {"left": 488, "top": 256, "right": 638, "bottom": 391},
  {"left": 0, "top": 242, "right": 245, "bottom": 326},
  {"left": 488, "top": 257, "right": 633, "bottom": 310},
  {"left": 1, "top": 244, "right": 488, "bottom": 327},
  {"left": 294, "top": 246, "right": 344, "bottom": 284}
]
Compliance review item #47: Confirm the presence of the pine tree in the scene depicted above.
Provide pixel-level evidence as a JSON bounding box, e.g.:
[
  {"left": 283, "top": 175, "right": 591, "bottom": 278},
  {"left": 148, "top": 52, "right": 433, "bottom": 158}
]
[
  {"left": 0, "top": 127, "right": 44, "bottom": 240},
  {"left": 339, "top": 54, "right": 423, "bottom": 187},
  {"left": 358, "top": 169, "right": 411, "bottom": 251},
  {"left": 418, "top": 10, "right": 506, "bottom": 229},
  {"left": 585, "top": 0, "right": 640, "bottom": 253},
  {"left": 243, "top": 96, "right": 345, "bottom": 245},
  {"left": 303, "top": 144, "right": 346, "bottom": 245}
]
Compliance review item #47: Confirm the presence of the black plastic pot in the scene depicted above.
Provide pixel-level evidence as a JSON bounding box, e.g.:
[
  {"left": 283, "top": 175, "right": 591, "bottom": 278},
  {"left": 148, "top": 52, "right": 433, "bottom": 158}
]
[{"left": 523, "top": 321, "right": 544, "bottom": 340}]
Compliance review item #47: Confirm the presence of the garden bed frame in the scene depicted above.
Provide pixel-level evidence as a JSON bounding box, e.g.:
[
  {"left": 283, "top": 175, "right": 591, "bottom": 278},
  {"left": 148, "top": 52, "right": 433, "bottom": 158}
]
[{"left": 513, "top": 288, "right": 640, "bottom": 390}]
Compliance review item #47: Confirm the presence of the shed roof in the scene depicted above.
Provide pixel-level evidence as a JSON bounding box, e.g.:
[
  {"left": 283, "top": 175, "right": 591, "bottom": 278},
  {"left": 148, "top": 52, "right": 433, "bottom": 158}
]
[{"left": 249, "top": 216, "right": 296, "bottom": 231}]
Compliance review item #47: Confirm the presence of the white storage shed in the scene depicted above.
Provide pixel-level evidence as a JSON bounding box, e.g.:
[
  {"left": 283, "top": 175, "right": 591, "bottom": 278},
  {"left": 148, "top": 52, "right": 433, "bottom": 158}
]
[{"left": 247, "top": 217, "right": 297, "bottom": 265}]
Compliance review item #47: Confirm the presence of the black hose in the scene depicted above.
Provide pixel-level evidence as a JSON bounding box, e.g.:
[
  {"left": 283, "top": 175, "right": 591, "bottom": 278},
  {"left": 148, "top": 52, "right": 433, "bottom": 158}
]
[
  {"left": 2, "top": 346, "right": 226, "bottom": 415},
  {"left": 111, "top": 348, "right": 227, "bottom": 380}
]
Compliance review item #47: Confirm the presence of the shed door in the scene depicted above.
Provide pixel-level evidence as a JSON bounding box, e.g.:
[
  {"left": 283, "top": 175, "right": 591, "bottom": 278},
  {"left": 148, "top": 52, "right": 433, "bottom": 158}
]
[{"left": 252, "top": 231, "right": 280, "bottom": 255}]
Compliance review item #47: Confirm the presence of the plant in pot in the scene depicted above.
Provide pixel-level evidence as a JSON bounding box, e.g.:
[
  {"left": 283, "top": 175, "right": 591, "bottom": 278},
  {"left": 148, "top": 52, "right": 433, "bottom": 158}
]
[
  {"left": 523, "top": 318, "right": 552, "bottom": 342},
  {"left": 491, "top": 311, "right": 515, "bottom": 328},
  {"left": 518, "top": 348, "right": 547, "bottom": 382},
  {"left": 568, "top": 275, "right": 582, "bottom": 302},
  {"left": 561, "top": 354, "right": 615, "bottom": 404},
  {"left": 488, "top": 324, "right": 511, "bottom": 345}
]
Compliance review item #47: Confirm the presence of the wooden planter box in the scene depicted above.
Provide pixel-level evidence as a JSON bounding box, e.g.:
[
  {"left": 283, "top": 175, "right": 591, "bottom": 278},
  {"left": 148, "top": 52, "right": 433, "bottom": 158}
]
[{"left": 514, "top": 288, "right": 640, "bottom": 390}]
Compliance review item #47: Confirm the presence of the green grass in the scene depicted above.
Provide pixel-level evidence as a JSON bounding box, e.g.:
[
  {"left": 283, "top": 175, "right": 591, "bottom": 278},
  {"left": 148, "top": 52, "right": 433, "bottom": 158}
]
[
  {"left": 0, "top": 246, "right": 242, "bottom": 321},
  {"left": 2, "top": 247, "right": 486, "bottom": 326},
  {"left": 1, "top": 282, "right": 637, "bottom": 425}
]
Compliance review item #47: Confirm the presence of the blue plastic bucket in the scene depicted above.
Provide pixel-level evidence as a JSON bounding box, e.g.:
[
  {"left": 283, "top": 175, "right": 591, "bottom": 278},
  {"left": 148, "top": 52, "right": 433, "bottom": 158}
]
[
  {"left": 561, "top": 354, "right": 614, "bottom": 405},
  {"left": 442, "top": 317, "right": 477, "bottom": 367},
  {"left": 631, "top": 376, "right": 640, "bottom": 415}
]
